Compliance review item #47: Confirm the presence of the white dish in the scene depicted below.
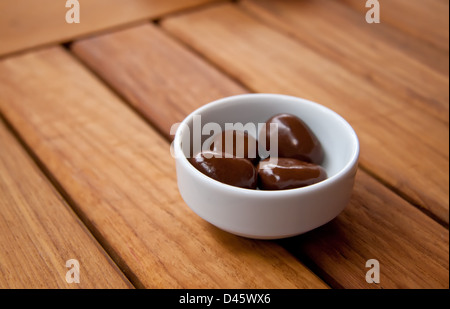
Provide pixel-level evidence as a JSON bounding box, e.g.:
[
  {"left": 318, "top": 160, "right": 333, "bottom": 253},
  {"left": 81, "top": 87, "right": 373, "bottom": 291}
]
[{"left": 173, "top": 94, "right": 359, "bottom": 239}]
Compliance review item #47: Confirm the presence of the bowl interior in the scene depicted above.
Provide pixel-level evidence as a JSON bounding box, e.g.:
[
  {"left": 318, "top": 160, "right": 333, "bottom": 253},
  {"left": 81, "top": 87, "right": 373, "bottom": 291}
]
[{"left": 177, "top": 94, "right": 358, "bottom": 180}]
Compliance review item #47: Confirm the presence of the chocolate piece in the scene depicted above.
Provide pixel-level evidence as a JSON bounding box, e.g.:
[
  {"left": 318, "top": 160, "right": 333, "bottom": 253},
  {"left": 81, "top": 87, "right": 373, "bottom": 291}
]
[
  {"left": 189, "top": 151, "right": 258, "bottom": 189},
  {"left": 258, "top": 158, "right": 327, "bottom": 190},
  {"left": 209, "top": 130, "right": 259, "bottom": 165},
  {"left": 262, "top": 113, "right": 324, "bottom": 164}
]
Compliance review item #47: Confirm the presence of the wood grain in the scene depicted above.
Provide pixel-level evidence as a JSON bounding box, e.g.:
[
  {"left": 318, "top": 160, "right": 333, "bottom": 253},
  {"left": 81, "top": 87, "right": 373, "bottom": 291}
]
[
  {"left": 161, "top": 3, "right": 449, "bottom": 225},
  {"left": 0, "top": 120, "right": 132, "bottom": 288},
  {"left": 68, "top": 23, "right": 448, "bottom": 288},
  {"left": 339, "top": 0, "right": 449, "bottom": 52},
  {"left": 71, "top": 23, "right": 246, "bottom": 139},
  {"left": 240, "top": 0, "right": 449, "bottom": 123},
  {"left": 0, "top": 0, "right": 222, "bottom": 57},
  {"left": 0, "top": 46, "right": 328, "bottom": 289},
  {"left": 282, "top": 170, "right": 449, "bottom": 289}
]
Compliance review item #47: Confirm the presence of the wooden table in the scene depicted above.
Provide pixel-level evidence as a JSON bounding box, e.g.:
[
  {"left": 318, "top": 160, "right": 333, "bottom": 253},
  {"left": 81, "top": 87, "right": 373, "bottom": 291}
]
[{"left": 0, "top": 0, "right": 448, "bottom": 289}]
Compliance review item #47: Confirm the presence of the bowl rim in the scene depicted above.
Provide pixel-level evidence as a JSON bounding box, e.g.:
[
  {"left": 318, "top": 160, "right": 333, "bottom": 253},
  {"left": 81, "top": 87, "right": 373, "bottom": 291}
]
[{"left": 174, "top": 93, "right": 360, "bottom": 196}]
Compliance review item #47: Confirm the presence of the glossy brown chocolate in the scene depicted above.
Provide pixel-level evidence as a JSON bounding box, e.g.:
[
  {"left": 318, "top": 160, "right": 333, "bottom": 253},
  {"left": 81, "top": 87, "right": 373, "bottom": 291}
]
[
  {"left": 209, "top": 130, "right": 259, "bottom": 165},
  {"left": 262, "top": 113, "right": 324, "bottom": 164},
  {"left": 257, "top": 158, "right": 327, "bottom": 190},
  {"left": 189, "top": 151, "right": 258, "bottom": 189}
]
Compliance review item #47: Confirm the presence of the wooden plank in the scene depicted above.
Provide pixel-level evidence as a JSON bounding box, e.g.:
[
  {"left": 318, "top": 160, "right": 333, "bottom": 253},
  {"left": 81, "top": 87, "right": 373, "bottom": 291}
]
[
  {"left": 0, "top": 120, "right": 132, "bottom": 288},
  {"left": 69, "top": 24, "right": 448, "bottom": 288},
  {"left": 0, "top": 0, "right": 222, "bottom": 57},
  {"left": 339, "top": 0, "right": 449, "bottom": 52},
  {"left": 240, "top": 0, "right": 449, "bottom": 123},
  {"left": 282, "top": 170, "right": 449, "bottom": 289},
  {"left": 161, "top": 3, "right": 449, "bottom": 225},
  {"left": 71, "top": 23, "right": 246, "bottom": 139},
  {"left": 0, "top": 46, "right": 328, "bottom": 289}
]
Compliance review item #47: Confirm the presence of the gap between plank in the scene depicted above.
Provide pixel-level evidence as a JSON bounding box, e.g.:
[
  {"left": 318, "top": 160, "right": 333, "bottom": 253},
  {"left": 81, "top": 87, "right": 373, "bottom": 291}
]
[
  {"left": 360, "top": 165, "right": 449, "bottom": 229},
  {"left": 237, "top": 1, "right": 449, "bottom": 125},
  {"left": 0, "top": 19, "right": 150, "bottom": 62},
  {"left": 0, "top": 110, "right": 143, "bottom": 289},
  {"left": 0, "top": 0, "right": 232, "bottom": 61},
  {"left": 154, "top": 22, "right": 253, "bottom": 100},
  {"left": 65, "top": 44, "right": 171, "bottom": 142}
]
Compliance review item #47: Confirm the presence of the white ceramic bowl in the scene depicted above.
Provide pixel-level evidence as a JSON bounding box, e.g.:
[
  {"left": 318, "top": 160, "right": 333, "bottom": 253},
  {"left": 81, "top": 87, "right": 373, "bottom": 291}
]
[{"left": 173, "top": 94, "right": 359, "bottom": 239}]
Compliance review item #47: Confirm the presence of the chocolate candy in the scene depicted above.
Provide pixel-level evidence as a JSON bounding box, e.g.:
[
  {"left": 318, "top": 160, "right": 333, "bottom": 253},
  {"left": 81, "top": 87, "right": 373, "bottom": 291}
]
[
  {"left": 189, "top": 151, "right": 258, "bottom": 189},
  {"left": 258, "top": 158, "right": 327, "bottom": 190},
  {"left": 209, "top": 130, "right": 259, "bottom": 165},
  {"left": 262, "top": 113, "right": 324, "bottom": 164},
  {"left": 189, "top": 113, "right": 327, "bottom": 190}
]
